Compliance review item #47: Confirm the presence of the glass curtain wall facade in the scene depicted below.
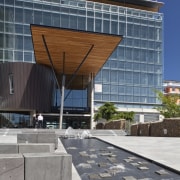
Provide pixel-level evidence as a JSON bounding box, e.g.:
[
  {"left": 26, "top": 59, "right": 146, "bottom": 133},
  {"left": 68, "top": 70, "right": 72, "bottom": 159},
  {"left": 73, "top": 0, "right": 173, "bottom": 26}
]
[{"left": 0, "top": 0, "right": 163, "bottom": 123}]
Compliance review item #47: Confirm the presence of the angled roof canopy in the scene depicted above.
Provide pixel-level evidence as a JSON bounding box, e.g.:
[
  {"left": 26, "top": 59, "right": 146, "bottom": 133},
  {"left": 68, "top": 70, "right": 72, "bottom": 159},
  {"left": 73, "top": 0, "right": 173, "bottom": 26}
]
[{"left": 30, "top": 25, "right": 122, "bottom": 89}]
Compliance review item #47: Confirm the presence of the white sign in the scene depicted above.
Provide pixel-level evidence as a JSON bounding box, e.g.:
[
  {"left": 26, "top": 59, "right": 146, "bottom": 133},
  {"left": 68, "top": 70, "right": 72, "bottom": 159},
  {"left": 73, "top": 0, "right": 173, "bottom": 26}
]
[{"left": 95, "top": 84, "right": 102, "bottom": 92}]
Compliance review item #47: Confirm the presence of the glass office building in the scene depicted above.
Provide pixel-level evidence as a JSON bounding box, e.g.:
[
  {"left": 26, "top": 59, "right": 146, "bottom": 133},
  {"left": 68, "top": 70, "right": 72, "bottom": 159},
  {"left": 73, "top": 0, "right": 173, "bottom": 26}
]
[{"left": 0, "top": 0, "right": 163, "bottom": 128}]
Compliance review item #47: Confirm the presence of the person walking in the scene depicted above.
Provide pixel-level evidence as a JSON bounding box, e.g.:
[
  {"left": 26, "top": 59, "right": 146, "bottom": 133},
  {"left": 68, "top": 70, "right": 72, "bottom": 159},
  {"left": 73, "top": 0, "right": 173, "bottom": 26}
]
[
  {"left": 37, "top": 113, "right": 43, "bottom": 128},
  {"left": 33, "top": 113, "right": 38, "bottom": 128}
]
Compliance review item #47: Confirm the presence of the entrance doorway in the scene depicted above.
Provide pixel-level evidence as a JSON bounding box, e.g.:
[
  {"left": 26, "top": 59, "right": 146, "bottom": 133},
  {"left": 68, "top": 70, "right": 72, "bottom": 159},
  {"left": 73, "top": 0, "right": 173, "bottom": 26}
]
[{"left": 44, "top": 114, "right": 91, "bottom": 129}]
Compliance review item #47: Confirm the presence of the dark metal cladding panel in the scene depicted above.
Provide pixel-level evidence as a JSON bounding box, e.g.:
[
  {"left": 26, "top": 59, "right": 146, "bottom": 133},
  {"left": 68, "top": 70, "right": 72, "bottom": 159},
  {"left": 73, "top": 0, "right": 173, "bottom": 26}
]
[{"left": 0, "top": 62, "right": 55, "bottom": 113}]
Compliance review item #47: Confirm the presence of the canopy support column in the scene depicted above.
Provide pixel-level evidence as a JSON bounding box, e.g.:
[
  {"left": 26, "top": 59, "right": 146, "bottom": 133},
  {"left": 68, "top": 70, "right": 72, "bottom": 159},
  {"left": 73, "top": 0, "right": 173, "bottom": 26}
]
[
  {"left": 59, "top": 74, "right": 65, "bottom": 129},
  {"left": 90, "top": 73, "right": 94, "bottom": 129},
  {"left": 59, "top": 52, "right": 66, "bottom": 129}
]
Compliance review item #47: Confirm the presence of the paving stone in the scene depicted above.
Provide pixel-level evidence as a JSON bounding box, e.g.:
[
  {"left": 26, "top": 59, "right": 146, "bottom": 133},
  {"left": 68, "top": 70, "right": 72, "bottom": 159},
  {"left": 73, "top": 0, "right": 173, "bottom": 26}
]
[
  {"left": 79, "top": 151, "right": 87, "bottom": 154},
  {"left": 138, "top": 161, "right": 149, "bottom": 165},
  {"left": 155, "top": 169, "right": 170, "bottom": 175},
  {"left": 98, "top": 162, "right": 109, "bottom": 167},
  {"left": 89, "top": 154, "right": 98, "bottom": 158},
  {"left": 108, "top": 154, "right": 117, "bottom": 157},
  {"left": 107, "top": 146, "right": 115, "bottom": 150},
  {"left": 138, "top": 166, "right": 149, "bottom": 170},
  {"left": 124, "top": 158, "right": 133, "bottom": 163},
  {"left": 122, "top": 176, "right": 137, "bottom": 180},
  {"left": 99, "top": 149, "right": 108, "bottom": 152},
  {"left": 106, "top": 169, "right": 120, "bottom": 176},
  {"left": 107, "top": 157, "right": 117, "bottom": 163},
  {"left": 89, "top": 149, "right": 96, "bottom": 152},
  {"left": 66, "top": 147, "right": 77, "bottom": 150},
  {"left": 81, "top": 154, "right": 89, "bottom": 157},
  {"left": 100, "top": 152, "right": 113, "bottom": 156},
  {"left": 107, "top": 164, "right": 126, "bottom": 174},
  {"left": 88, "top": 174, "right": 101, "bottom": 179},
  {"left": 128, "top": 156, "right": 138, "bottom": 160},
  {"left": 79, "top": 151, "right": 89, "bottom": 157},
  {"left": 83, "top": 164, "right": 92, "bottom": 169},
  {"left": 87, "top": 160, "right": 96, "bottom": 164},
  {"left": 130, "top": 163, "right": 139, "bottom": 166},
  {"left": 99, "top": 172, "right": 112, "bottom": 178},
  {"left": 77, "top": 163, "right": 92, "bottom": 169}
]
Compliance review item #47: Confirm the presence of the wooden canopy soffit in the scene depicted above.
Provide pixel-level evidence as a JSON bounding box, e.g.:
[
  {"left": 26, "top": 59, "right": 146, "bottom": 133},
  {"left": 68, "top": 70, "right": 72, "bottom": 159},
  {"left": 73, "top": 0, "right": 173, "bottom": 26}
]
[
  {"left": 91, "top": 0, "right": 164, "bottom": 12},
  {"left": 30, "top": 25, "right": 122, "bottom": 89}
]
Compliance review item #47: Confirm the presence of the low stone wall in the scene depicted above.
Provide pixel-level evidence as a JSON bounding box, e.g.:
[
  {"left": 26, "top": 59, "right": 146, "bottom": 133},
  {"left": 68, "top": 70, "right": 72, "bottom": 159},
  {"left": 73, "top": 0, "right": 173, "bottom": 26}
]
[
  {"left": 0, "top": 132, "right": 72, "bottom": 180},
  {"left": 131, "top": 124, "right": 139, "bottom": 136},
  {"left": 96, "top": 123, "right": 105, "bottom": 129},
  {"left": 131, "top": 118, "right": 180, "bottom": 137},
  {"left": 0, "top": 144, "right": 19, "bottom": 154},
  {"left": 0, "top": 143, "right": 55, "bottom": 154},
  {"left": 24, "top": 153, "right": 72, "bottom": 180},
  {"left": 96, "top": 120, "right": 126, "bottom": 129},
  {"left": 138, "top": 123, "right": 150, "bottom": 136},
  {"left": 17, "top": 131, "right": 57, "bottom": 148},
  {"left": 0, "top": 154, "right": 24, "bottom": 180},
  {"left": 19, "top": 143, "right": 55, "bottom": 153},
  {"left": 0, "top": 153, "right": 72, "bottom": 180}
]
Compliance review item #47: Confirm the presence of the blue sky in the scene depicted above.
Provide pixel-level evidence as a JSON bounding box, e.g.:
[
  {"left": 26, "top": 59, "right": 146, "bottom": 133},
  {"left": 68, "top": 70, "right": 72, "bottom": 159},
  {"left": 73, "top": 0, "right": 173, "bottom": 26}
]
[{"left": 160, "top": 0, "right": 180, "bottom": 81}]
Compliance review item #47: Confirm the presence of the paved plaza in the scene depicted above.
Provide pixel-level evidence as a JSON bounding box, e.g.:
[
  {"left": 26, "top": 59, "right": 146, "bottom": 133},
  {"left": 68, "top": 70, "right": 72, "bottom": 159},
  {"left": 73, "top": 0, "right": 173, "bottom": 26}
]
[
  {"left": 97, "top": 136, "right": 180, "bottom": 174},
  {"left": 0, "top": 129, "right": 180, "bottom": 179}
]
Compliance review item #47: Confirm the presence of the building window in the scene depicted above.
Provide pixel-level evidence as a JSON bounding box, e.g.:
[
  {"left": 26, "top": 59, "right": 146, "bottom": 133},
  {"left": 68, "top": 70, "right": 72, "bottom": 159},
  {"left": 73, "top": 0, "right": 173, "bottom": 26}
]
[{"left": 9, "top": 74, "right": 14, "bottom": 94}]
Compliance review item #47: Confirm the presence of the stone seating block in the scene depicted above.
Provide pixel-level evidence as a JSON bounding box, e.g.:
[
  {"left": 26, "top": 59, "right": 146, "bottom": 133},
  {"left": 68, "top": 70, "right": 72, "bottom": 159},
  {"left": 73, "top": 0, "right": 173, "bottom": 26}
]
[
  {"left": 17, "top": 132, "right": 57, "bottom": 148},
  {"left": 18, "top": 143, "right": 55, "bottom": 153},
  {"left": 0, "top": 144, "right": 18, "bottom": 154},
  {"left": 17, "top": 133, "right": 38, "bottom": 143},
  {"left": 37, "top": 133, "right": 56, "bottom": 144},
  {"left": 0, "top": 154, "right": 24, "bottom": 180},
  {"left": 24, "top": 153, "right": 72, "bottom": 180}
]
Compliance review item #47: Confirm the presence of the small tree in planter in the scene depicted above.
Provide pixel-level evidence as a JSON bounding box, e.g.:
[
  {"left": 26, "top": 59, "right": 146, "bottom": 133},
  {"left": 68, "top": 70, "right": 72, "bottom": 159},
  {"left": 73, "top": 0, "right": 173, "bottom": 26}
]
[
  {"left": 94, "top": 102, "right": 117, "bottom": 123},
  {"left": 154, "top": 90, "right": 180, "bottom": 118},
  {"left": 94, "top": 102, "right": 134, "bottom": 132}
]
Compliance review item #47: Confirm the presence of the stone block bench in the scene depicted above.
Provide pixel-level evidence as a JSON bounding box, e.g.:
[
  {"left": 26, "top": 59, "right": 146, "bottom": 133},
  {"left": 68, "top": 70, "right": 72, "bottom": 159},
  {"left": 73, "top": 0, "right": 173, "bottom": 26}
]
[
  {"left": 0, "top": 131, "right": 72, "bottom": 180},
  {"left": 17, "top": 131, "right": 58, "bottom": 148},
  {"left": 19, "top": 143, "right": 55, "bottom": 153},
  {"left": 0, "top": 144, "right": 19, "bottom": 154},
  {"left": 0, "top": 143, "right": 55, "bottom": 154},
  {"left": 0, "top": 154, "right": 24, "bottom": 180},
  {"left": 0, "top": 153, "right": 72, "bottom": 180}
]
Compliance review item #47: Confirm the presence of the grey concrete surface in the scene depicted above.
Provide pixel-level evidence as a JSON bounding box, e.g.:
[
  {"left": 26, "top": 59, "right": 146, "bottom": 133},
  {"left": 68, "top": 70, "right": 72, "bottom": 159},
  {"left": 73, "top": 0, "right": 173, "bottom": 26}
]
[
  {"left": 0, "top": 144, "right": 18, "bottom": 154},
  {"left": 17, "top": 131, "right": 56, "bottom": 143},
  {"left": 0, "top": 129, "right": 180, "bottom": 179},
  {"left": 18, "top": 143, "right": 55, "bottom": 153},
  {"left": 24, "top": 153, "right": 72, "bottom": 180},
  {"left": 96, "top": 136, "right": 180, "bottom": 173},
  {"left": 0, "top": 129, "right": 81, "bottom": 180},
  {"left": 56, "top": 138, "right": 81, "bottom": 180},
  {"left": 0, "top": 135, "right": 17, "bottom": 143},
  {"left": 0, "top": 154, "right": 24, "bottom": 180}
]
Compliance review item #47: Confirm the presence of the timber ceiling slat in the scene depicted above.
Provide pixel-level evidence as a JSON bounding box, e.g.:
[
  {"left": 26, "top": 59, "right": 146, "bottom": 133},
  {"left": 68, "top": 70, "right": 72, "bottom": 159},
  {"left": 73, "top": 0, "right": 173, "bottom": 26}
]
[{"left": 31, "top": 25, "right": 122, "bottom": 89}]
